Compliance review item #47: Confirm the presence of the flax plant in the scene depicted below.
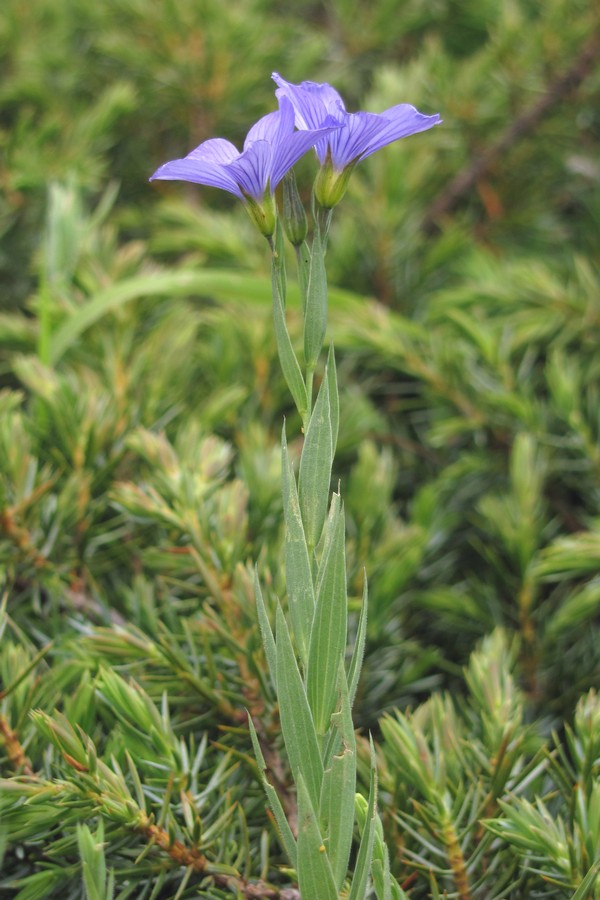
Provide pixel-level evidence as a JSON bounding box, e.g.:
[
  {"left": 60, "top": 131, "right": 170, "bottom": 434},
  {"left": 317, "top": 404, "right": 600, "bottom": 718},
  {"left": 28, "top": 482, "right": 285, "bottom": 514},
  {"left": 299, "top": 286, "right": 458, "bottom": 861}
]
[{"left": 151, "top": 74, "right": 439, "bottom": 897}]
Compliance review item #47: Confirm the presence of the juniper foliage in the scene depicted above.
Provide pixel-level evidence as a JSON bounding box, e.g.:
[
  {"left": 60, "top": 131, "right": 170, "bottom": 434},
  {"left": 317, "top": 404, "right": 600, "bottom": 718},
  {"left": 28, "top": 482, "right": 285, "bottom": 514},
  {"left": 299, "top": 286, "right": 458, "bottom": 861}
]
[{"left": 1, "top": 0, "right": 599, "bottom": 896}]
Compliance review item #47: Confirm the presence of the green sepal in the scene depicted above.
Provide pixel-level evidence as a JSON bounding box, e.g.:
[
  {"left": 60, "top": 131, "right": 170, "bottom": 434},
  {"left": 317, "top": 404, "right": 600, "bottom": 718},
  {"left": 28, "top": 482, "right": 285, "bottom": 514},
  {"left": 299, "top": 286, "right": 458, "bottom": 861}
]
[
  {"left": 296, "top": 773, "right": 338, "bottom": 900},
  {"left": 282, "top": 425, "right": 315, "bottom": 664},
  {"left": 299, "top": 367, "right": 333, "bottom": 551},
  {"left": 306, "top": 497, "right": 347, "bottom": 735},
  {"left": 247, "top": 714, "right": 298, "bottom": 869},
  {"left": 275, "top": 604, "right": 323, "bottom": 811}
]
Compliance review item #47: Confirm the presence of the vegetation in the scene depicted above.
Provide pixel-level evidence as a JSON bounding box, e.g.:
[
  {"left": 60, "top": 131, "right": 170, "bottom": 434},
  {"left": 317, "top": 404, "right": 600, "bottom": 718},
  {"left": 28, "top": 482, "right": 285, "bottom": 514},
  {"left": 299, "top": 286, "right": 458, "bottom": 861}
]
[{"left": 1, "top": 0, "right": 599, "bottom": 896}]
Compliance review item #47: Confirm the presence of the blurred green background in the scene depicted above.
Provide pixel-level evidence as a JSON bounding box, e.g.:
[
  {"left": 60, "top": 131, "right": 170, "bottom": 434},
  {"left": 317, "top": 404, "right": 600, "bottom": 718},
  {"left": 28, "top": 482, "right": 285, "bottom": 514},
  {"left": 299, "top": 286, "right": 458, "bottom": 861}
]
[{"left": 1, "top": 0, "right": 600, "bottom": 895}]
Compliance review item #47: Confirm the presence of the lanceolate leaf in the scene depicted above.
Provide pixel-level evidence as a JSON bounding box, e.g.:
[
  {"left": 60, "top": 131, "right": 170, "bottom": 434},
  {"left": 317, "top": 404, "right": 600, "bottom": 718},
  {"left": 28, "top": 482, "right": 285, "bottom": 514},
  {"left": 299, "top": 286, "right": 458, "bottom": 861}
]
[
  {"left": 296, "top": 241, "right": 311, "bottom": 317},
  {"left": 275, "top": 604, "right": 323, "bottom": 811},
  {"left": 296, "top": 773, "right": 338, "bottom": 900},
  {"left": 319, "top": 662, "right": 356, "bottom": 891},
  {"left": 282, "top": 426, "right": 315, "bottom": 663},
  {"left": 303, "top": 226, "right": 328, "bottom": 371},
  {"left": 348, "top": 573, "right": 368, "bottom": 711},
  {"left": 247, "top": 714, "right": 297, "bottom": 869},
  {"left": 326, "top": 344, "right": 339, "bottom": 455},
  {"left": 299, "top": 371, "right": 333, "bottom": 551},
  {"left": 272, "top": 261, "right": 308, "bottom": 422},
  {"left": 306, "top": 501, "right": 347, "bottom": 735},
  {"left": 349, "top": 738, "right": 378, "bottom": 900},
  {"left": 253, "top": 568, "right": 277, "bottom": 693}
]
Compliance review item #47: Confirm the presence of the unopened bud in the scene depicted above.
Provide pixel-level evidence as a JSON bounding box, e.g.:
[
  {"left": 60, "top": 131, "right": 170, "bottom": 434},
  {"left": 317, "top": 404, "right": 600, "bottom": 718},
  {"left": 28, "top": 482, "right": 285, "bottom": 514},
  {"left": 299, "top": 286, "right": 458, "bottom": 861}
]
[{"left": 282, "top": 171, "right": 308, "bottom": 246}]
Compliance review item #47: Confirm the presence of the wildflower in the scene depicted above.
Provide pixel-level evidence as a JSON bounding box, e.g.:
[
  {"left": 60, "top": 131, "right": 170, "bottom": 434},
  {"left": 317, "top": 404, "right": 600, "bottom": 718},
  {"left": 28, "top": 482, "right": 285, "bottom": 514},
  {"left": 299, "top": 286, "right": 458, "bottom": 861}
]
[
  {"left": 272, "top": 73, "right": 441, "bottom": 208},
  {"left": 150, "top": 96, "right": 338, "bottom": 237}
]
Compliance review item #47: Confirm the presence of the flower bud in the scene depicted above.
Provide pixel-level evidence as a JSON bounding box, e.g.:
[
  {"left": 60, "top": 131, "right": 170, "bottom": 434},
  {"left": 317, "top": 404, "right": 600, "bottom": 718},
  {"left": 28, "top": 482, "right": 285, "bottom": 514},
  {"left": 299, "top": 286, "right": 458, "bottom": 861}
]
[{"left": 282, "top": 170, "right": 308, "bottom": 246}]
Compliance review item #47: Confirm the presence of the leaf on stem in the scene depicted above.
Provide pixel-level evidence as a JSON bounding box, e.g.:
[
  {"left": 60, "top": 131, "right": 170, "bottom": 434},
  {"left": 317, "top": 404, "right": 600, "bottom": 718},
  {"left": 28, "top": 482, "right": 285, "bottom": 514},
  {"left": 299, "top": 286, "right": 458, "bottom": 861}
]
[
  {"left": 275, "top": 604, "right": 323, "bottom": 812},
  {"left": 299, "top": 370, "right": 333, "bottom": 551},
  {"left": 319, "top": 661, "right": 356, "bottom": 891},
  {"left": 326, "top": 344, "right": 339, "bottom": 455},
  {"left": 253, "top": 568, "right": 277, "bottom": 693},
  {"left": 349, "top": 738, "right": 378, "bottom": 900},
  {"left": 282, "top": 426, "right": 315, "bottom": 663},
  {"left": 271, "top": 237, "right": 308, "bottom": 423},
  {"left": 303, "top": 226, "right": 328, "bottom": 372},
  {"left": 296, "top": 773, "right": 338, "bottom": 900},
  {"left": 306, "top": 497, "right": 347, "bottom": 735},
  {"left": 348, "top": 573, "right": 368, "bottom": 712},
  {"left": 247, "top": 714, "right": 297, "bottom": 869}
]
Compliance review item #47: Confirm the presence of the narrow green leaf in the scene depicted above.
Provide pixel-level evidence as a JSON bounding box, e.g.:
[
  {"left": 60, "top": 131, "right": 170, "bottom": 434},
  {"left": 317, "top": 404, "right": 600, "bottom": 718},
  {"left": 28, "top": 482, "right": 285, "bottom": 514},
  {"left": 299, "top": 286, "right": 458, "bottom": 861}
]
[
  {"left": 316, "top": 490, "right": 341, "bottom": 580},
  {"left": 276, "top": 604, "right": 323, "bottom": 811},
  {"left": 272, "top": 257, "right": 308, "bottom": 421},
  {"left": 254, "top": 568, "right": 277, "bottom": 692},
  {"left": 282, "top": 426, "right": 315, "bottom": 663},
  {"left": 272, "top": 219, "right": 287, "bottom": 307},
  {"left": 46, "top": 267, "right": 363, "bottom": 365},
  {"left": 77, "top": 820, "right": 110, "bottom": 900},
  {"left": 299, "top": 371, "right": 333, "bottom": 551},
  {"left": 570, "top": 861, "right": 600, "bottom": 900},
  {"left": 0, "top": 643, "right": 52, "bottom": 700},
  {"left": 303, "top": 227, "right": 328, "bottom": 371},
  {"left": 349, "top": 738, "right": 378, "bottom": 900},
  {"left": 306, "top": 501, "right": 347, "bottom": 735},
  {"left": 295, "top": 241, "right": 311, "bottom": 316},
  {"left": 326, "top": 344, "right": 339, "bottom": 455},
  {"left": 296, "top": 773, "right": 338, "bottom": 900},
  {"left": 319, "top": 662, "right": 356, "bottom": 891},
  {"left": 348, "top": 573, "right": 368, "bottom": 711},
  {"left": 247, "top": 715, "right": 298, "bottom": 869}
]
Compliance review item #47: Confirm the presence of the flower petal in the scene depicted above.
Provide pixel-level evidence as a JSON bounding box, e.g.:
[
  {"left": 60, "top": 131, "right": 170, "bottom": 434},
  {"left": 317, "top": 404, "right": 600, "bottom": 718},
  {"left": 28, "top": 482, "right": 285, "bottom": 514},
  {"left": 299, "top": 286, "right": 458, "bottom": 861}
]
[
  {"left": 272, "top": 72, "right": 345, "bottom": 131},
  {"left": 358, "top": 104, "right": 441, "bottom": 161},
  {"left": 225, "top": 140, "right": 272, "bottom": 200},
  {"left": 327, "top": 112, "right": 387, "bottom": 169},
  {"left": 186, "top": 137, "right": 240, "bottom": 165},
  {"left": 150, "top": 160, "right": 243, "bottom": 200},
  {"left": 244, "top": 98, "right": 295, "bottom": 150},
  {"left": 269, "top": 124, "right": 340, "bottom": 189},
  {"left": 150, "top": 138, "right": 244, "bottom": 198}
]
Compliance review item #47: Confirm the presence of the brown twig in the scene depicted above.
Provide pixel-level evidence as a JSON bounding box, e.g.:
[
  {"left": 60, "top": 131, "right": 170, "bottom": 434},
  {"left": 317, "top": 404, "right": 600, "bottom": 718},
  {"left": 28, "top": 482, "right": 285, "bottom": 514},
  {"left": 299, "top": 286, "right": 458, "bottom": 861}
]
[
  {"left": 138, "top": 818, "right": 300, "bottom": 898},
  {"left": 423, "top": 31, "right": 600, "bottom": 233},
  {"left": 0, "top": 714, "right": 34, "bottom": 775}
]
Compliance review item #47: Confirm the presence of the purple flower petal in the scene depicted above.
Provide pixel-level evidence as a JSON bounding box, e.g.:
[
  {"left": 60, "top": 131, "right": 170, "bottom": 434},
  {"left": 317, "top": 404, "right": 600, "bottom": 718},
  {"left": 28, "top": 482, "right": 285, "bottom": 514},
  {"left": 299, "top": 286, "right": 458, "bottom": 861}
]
[
  {"left": 273, "top": 72, "right": 345, "bottom": 131},
  {"left": 325, "top": 112, "right": 388, "bottom": 169},
  {"left": 244, "top": 97, "right": 295, "bottom": 150},
  {"left": 187, "top": 138, "right": 240, "bottom": 165},
  {"left": 272, "top": 74, "right": 441, "bottom": 175},
  {"left": 270, "top": 126, "right": 339, "bottom": 189},
  {"left": 225, "top": 140, "right": 273, "bottom": 200},
  {"left": 358, "top": 104, "right": 442, "bottom": 161},
  {"left": 150, "top": 155, "right": 243, "bottom": 199}
]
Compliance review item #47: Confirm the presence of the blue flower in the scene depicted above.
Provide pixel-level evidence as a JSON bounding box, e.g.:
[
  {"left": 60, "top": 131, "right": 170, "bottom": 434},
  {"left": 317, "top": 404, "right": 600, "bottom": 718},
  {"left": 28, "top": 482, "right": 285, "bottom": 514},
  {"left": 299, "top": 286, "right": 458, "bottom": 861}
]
[
  {"left": 272, "top": 73, "right": 441, "bottom": 207},
  {"left": 150, "top": 96, "right": 338, "bottom": 236}
]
